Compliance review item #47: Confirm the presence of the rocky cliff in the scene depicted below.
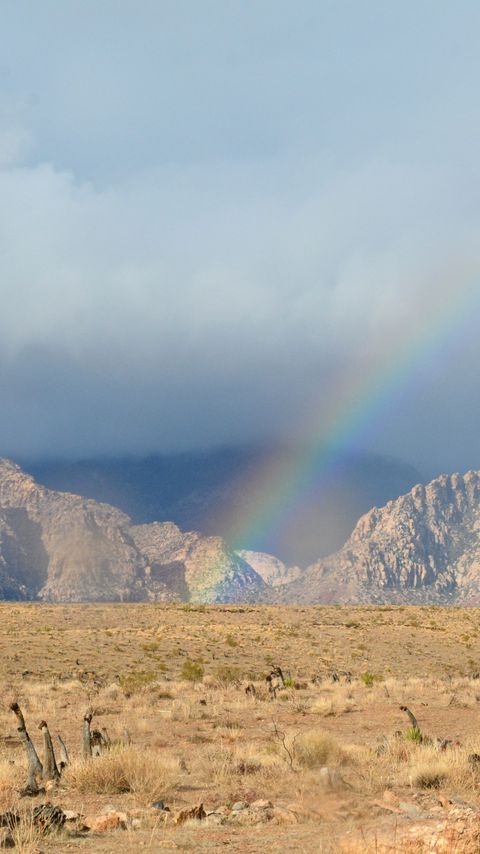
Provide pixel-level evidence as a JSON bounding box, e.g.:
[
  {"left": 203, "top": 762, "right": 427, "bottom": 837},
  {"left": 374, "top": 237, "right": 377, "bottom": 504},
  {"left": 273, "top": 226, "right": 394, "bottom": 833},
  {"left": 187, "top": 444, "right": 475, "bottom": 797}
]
[
  {"left": 235, "top": 550, "right": 302, "bottom": 587},
  {"left": 275, "top": 470, "right": 480, "bottom": 605},
  {"left": 0, "top": 459, "right": 266, "bottom": 603}
]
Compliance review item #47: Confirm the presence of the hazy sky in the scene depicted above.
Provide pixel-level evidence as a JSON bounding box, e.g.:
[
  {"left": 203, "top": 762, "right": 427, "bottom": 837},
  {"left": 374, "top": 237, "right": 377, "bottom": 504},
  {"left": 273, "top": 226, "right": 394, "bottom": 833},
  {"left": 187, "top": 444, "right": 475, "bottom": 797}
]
[{"left": 1, "top": 1, "right": 480, "bottom": 471}]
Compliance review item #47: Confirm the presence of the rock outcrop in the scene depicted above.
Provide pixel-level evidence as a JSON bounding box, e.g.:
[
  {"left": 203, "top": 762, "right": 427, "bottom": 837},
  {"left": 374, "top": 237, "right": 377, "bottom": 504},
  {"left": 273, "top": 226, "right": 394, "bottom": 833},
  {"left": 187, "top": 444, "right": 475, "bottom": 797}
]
[
  {"left": 275, "top": 471, "right": 480, "bottom": 605},
  {"left": 5, "top": 457, "right": 480, "bottom": 606},
  {"left": 0, "top": 459, "right": 266, "bottom": 603},
  {"left": 235, "top": 550, "right": 302, "bottom": 587}
]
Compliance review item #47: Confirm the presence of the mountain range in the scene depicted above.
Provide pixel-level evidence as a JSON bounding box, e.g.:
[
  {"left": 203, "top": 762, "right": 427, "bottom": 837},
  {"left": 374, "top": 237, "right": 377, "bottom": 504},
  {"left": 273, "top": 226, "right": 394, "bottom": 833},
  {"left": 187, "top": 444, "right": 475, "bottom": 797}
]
[
  {"left": 0, "top": 458, "right": 265, "bottom": 603},
  {"left": 24, "top": 446, "right": 422, "bottom": 565},
  {"left": 1, "top": 456, "right": 480, "bottom": 605},
  {"left": 274, "top": 470, "right": 480, "bottom": 605}
]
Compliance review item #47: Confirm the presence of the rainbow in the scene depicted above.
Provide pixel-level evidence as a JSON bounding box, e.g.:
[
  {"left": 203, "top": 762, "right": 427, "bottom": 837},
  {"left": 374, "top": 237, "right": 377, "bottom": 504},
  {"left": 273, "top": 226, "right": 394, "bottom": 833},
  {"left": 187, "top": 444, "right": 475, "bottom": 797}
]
[{"left": 226, "top": 275, "right": 480, "bottom": 558}]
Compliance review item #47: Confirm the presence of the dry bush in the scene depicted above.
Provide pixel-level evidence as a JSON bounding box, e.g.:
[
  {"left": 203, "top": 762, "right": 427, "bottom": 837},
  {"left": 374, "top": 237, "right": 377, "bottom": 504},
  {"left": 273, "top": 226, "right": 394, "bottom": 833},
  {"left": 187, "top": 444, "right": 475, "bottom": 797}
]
[
  {"left": 11, "top": 818, "right": 42, "bottom": 854},
  {"left": 216, "top": 726, "right": 244, "bottom": 744},
  {"left": 293, "top": 730, "right": 345, "bottom": 769},
  {"left": 408, "top": 757, "right": 449, "bottom": 789},
  {"left": 196, "top": 740, "right": 285, "bottom": 789},
  {"left": 309, "top": 692, "right": 356, "bottom": 717},
  {"left": 232, "top": 740, "right": 285, "bottom": 779},
  {"left": 65, "top": 747, "right": 181, "bottom": 803}
]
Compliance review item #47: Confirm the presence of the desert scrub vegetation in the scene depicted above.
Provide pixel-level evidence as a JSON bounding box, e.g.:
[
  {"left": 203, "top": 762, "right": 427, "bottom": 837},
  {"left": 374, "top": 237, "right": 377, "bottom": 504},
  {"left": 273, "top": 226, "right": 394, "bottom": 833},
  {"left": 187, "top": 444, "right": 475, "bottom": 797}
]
[
  {"left": 180, "top": 658, "right": 204, "bottom": 682},
  {"left": 213, "top": 665, "right": 242, "bottom": 686},
  {"left": 4, "top": 605, "right": 480, "bottom": 851},
  {"left": 118, "top": 670, "right": 158, "bottom": 696},
  {"left": 65, "top": 747, "right": 181, "bottom": 803},
  {"left": 292, "top": 730, "right": 346, "bottom": 769}
]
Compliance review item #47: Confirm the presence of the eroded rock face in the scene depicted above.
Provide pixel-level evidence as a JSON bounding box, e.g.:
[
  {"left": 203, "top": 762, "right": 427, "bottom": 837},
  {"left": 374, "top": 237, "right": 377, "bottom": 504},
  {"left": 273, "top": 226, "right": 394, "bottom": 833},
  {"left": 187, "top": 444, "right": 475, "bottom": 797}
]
[
  {"left": 131, "top": 523, "right": 267, "bottom": 603},
  {"left": 274, "top": 471, "right": 480, "bottom": 605},
  {"left": 0, "top": 459, "right": 265, "bottom": 604},
  {"left": 235, "top": 550, "right": 302, "bottom": 587}
]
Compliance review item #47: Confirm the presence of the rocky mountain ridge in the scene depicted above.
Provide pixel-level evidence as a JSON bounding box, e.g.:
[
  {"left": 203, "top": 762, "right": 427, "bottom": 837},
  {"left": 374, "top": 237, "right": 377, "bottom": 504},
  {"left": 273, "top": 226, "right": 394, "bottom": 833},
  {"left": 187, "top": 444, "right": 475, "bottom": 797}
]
[
  {"left": 25, "top": 448, "right": 422, "bottom": 565},
  {"left": 275, "top": 470, "right": 480, "bottom": 605},
  {"left": 0, "top": 458, "right": 266, "bottom": 603},
  {"left": 3, "top": 458, "right": 480, "bottom": 605}
]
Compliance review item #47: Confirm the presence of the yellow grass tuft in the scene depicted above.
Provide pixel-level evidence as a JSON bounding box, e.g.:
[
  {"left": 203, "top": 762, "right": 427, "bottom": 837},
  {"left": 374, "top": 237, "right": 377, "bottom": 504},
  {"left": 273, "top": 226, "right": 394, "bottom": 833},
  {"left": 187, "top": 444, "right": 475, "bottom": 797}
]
[
  {"left": 293, "top": 730, "right": 345, "bottom": 769},
  {"left": 64, "top": 747, "right": 182, "bottom": 803}
]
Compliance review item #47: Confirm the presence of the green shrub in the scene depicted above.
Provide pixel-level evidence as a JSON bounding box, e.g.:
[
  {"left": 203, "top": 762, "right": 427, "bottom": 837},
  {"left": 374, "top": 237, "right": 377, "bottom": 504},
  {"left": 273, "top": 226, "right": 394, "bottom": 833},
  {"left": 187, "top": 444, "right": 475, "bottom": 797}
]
[
  {"left": 181, "top": 658, "right": 204, "bottom": 682},
  {"left": 119, "top": 670, "right": 157, "bottom": 695},
  {"left": 404, "top": 726, "right": 423, "bottom": 744},
  {"left": 214, "top": 665, "right": 241, "bottom": 685},
  {"left": 360, "top": 671, "right": 375, "bottom": 687},
  {"left": 142, "top": 642, "right": 160, "bottom": 653}
]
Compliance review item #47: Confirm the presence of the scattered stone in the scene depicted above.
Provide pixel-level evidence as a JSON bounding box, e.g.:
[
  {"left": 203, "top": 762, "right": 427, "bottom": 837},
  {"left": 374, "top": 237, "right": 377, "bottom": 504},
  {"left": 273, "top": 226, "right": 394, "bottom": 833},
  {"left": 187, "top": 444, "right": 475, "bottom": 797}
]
[
  {"left": 398, "top": 801, "right": 430, "bottom": 820},
  {"left": 231, "top": 801, "right": 249, "bottom": 812},
  {"left": 175, "top": 804, "right": 206, "bottom": 825},
  {"left": 86, "top": 812, "right": 127, "bottom": 832},
  {"left": 209, "top": 806, "right": 230, "bottom": 816},
  {"left": 232, "top": 807, "right": 273, "bottom": 825},
  {"left": 63, "top": 810, "right": 81, "bottom": 821},
  {"left": 250, "top": 799, "right": 273, "bottom": 809},
  {"left": 271, "top": 807, "right": 299, "bottom": 825},
  {"left": 205, "top": 813, "right": 227, "bottom": 826},
  {"left": 151, "top": 800, "right": 168, "bottom": 811},
  {"left": 339, "top": 805, "right": 480, "bottom": 853}
]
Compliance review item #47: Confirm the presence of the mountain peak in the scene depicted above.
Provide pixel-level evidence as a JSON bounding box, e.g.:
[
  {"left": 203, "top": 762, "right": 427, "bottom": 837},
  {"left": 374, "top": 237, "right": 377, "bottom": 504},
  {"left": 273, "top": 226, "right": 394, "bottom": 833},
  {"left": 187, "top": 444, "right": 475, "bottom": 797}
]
[
  {"left": 273, "top": 468, "right": 480, "bottom": 605},
  {"left": 0, "top": 460, "right": 265, "bottom": 603}
]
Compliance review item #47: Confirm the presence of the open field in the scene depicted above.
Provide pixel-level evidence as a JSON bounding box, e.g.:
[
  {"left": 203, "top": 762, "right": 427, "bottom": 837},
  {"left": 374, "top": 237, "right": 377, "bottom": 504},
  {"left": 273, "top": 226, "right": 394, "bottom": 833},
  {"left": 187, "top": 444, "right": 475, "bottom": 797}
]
[{"left": 2, "top": 604, "right": 480, "bottom": 852}]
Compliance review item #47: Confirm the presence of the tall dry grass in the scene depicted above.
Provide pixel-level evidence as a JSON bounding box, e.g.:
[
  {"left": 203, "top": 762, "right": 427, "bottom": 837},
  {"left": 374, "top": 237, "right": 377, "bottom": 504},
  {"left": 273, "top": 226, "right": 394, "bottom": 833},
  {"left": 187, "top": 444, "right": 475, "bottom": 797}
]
[{"left": 64, "top": 747, "right": 182, "bottom": 804}]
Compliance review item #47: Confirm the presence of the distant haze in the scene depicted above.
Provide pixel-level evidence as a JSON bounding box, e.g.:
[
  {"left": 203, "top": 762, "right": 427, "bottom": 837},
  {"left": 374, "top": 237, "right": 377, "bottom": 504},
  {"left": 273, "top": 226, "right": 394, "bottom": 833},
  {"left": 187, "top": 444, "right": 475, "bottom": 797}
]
[
  {"left": 1, "top": 3, "right": 480, "bottom": 475},
  {"left": 26, "top": 447, "right": 423, "bottom": 565}
]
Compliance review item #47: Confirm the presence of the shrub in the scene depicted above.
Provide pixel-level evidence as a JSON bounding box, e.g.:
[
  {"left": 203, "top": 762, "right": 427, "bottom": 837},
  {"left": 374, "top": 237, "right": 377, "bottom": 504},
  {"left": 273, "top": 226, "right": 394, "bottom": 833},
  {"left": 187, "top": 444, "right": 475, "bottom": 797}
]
[
  {"left": 410, "top": 761, "right": 447, "bottom": 789},
  {"left": 214, "top": 665, "right": 241, "bottom": 685},
  {"left": 142, "top": 642, "right": 160, "bottom": 653},
  {"left": 360, "top": 671, "right": 376, "bottom": 687},
  {"left": 293, "top": 730, "right": 343, "bottom": 768},
  {"left": 65, "top": 748, "right": 181, "bottom": 802},
  {"left": 181, "top": 658, "right": 204, "bottom": 682},
  {"left": 404, "top": 726, "right": 423, "bottom": 744},
  {"left": 118, "top": 670, "right": 157, "bottom": 696}
]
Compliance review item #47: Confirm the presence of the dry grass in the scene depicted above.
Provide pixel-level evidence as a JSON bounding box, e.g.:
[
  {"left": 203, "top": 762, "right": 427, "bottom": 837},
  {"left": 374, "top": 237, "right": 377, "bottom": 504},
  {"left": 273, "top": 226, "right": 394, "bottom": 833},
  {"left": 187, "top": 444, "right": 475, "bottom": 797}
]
[
  {"left": 293, "top": 730, "right": 346, "bottom": 768},
  {"left": 0, "top": 603, "right": 480, "bottom": 852},
  {"left": 65, "top": 747, "right": 181, "bottom": 803}
]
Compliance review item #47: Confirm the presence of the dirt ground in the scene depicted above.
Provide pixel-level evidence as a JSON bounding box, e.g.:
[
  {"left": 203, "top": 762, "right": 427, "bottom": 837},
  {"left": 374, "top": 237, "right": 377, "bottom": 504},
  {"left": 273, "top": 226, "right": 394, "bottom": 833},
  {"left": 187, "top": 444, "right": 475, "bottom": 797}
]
[{"left": 1, "top": 603, "right": 480, "bottom": 853}]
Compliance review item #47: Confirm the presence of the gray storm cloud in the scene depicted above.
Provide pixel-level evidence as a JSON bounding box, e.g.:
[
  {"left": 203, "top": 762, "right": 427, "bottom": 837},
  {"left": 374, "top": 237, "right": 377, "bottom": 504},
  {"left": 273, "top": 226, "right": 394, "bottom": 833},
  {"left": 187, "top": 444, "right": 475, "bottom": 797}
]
[{"left": 0, "top": 1, "right": 479, "bottom": 469}]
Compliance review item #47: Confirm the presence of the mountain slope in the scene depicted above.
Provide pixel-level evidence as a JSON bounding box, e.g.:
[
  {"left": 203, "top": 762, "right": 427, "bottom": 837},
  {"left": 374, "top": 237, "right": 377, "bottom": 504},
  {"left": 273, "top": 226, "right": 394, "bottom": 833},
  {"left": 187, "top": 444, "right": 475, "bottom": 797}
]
[
  {"left": 235, "top": 550, "right": 302, "bottom": 587},
  {"left": 276, "top": 471, "right": 480, "bottom": 605},
  {"left": 0, "top": 459, "right": 266, "bottom": 603},
  {"left": 24, "top": 447, "right": 422, "bottom": 565}
]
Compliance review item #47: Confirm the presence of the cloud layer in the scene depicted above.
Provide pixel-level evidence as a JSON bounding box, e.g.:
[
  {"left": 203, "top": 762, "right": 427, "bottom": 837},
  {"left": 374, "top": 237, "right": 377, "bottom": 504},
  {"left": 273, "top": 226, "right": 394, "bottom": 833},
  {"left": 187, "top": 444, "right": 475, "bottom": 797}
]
[{"left": 0, "top": 2, "right": 480, "bottom": 470}]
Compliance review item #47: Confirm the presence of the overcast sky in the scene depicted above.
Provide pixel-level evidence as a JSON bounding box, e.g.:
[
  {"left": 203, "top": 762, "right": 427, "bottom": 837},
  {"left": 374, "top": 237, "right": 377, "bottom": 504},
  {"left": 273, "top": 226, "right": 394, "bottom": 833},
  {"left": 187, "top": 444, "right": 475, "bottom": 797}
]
[{"left": 0, "top": 1, "right": 480, "bottom": 471}]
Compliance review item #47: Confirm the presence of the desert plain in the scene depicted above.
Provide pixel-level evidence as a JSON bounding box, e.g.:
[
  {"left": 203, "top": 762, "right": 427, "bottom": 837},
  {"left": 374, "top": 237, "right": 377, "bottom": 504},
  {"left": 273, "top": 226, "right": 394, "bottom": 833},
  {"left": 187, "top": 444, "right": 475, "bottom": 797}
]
[{"left": 1, "top": 604, "right": 480, "bottom": 852}]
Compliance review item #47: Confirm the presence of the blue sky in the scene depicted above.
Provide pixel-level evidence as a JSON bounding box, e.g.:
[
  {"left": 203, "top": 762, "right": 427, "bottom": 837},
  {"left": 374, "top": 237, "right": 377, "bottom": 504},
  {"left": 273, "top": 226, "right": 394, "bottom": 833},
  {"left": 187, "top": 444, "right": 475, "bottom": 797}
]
[{"left": 0, "top": 1, "right": 479, "bottom": 469}]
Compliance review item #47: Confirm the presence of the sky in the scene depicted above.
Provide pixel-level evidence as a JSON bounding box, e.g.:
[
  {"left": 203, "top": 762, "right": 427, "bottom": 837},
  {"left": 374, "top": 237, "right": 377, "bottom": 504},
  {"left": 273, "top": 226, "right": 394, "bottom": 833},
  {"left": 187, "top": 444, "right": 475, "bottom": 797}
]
[{"left": 0, "top": 1, "right": 480, "bottom": 472}]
